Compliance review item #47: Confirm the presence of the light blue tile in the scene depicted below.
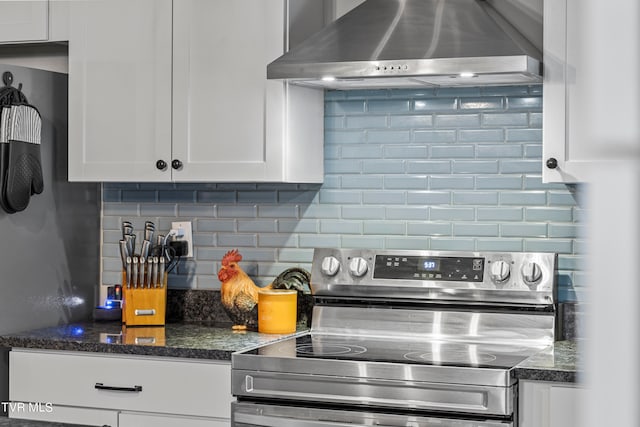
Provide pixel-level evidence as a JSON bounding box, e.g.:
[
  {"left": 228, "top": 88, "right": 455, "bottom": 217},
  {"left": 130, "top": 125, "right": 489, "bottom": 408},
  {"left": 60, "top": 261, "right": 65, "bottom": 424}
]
[
  {"left": 342, "top": 144, "right": 383, "bottom": 159},
  {"left": 367, "top": 130, "right": 412, "bottom": 143},
  {"left": 103, "top": 203, "right": 139, "bottom": 216},
  {"left": 460, "top": 98, "right": 504, "bottom": 110},
  {"left": 435, "top": 114, "right": 482, "bottom": 128},
  {"left": 459, "top": 129, "right": 505, "bottom": 143},
  {"left": 299, "top": 234, "right": 342, "bottom": 248},
  {"left": 529, "top": 85, "right": 543, "bottom": 95},
  {"left": 500, "top": 191, "right": 547, "bottom": 205},
  {"left": 391, "top": 88, "right": 435, "bottom": 98},
  {"left": 525, "top": 207, "right": 573, "bottom": 222},
  {"left": 548, "top": 224, "right": 580, "bottom": 238},
  {"left": 324, "top": 91, "right": 347, "bottom": 101},
  {"left": 368, "top": 99, "right": 411, "bottom": 113},
  {"left": 218, "top": 233, "right": 257, "bottom": 247},
  {"left": 363, "top": 191, "right": 405, "bottom": 204},
  {"left": 413, "top": 98, "right": 457, "bottom": 111},
  {"left": 452, "top": 161, "right": 499, "bottom": 174},
  {"left": 217, "top": 205, "right": 257, "bottom": 218},
  {"left": 384, "top": 176, "right": 428, "bottom": 189},
  {"left": 524, "top": 239, "right": 573, "bottom": 253},
  {"left": 363, "top": 221, "right": 406, "bottom": 235},
  {"left": 324, "top": 144, "right": 341, "bottom": 159},
  {"left": 476, "top": 144, "right": 522, "bottom": 158},
  {"left": 407, "top": 191, "right": 452, "bottom": 205},
  {"left": 324, "top": 159, "right": 362, "bottom": 174},
  {"left": 407, "top": 161, "right": 452, "bottom": 174},
  {"left": 236, "top": 248, "right": 278, "bottom": 262},
  {"left": 362, "top": 160, "right": 405, "bottom": 174},
  {"left": 216, "top": 183, "right": 257, "bottom": 191},
  {"left": 324, "top": 116, "right": 345, "bottom": 130},
  {"left": 481, "top": 86, "right": 530, "bottom": 96},
  {"left": 523, "top": 144, "right": 543, "bottom": 158},
  {"left": 258, "top": 205, "right": 298, "bottom": 218},
  {"left": 340, "top": 236, "right": 385, "bottom": 249},
  {"left": 325, "top": 100, "right": 366, "bottom": 115},
  {"left": 431, "top": 145, "right": 475, "bottom": 159},
  {"left": 384, "top": 145, "right": 428, "bottom": 159},
  {"left": 385, "top": 237, "right": 430, "bottom": 250},
  {"left": 407, "top": 222, "right": 452, "bottom": 236},
  {"left": 572, "top": 207, "right": 587, "bottom": 223},
  {"left": 277, "top": 249, "right": 315, "bottom": 263},
  {"left": 320, "top": 176, "right": 341, "bottom": 189},
  {"left": 557, "top": 255, "right": 583, "bottom": 271},
  {"left": 475, "top": 175, "right": 523, "bottom": 189},
  {"left": 346, "top": 89, "right": 391, "bottom": 99},
  {"left": 389, "top": 115, "right": 433, "bottom": 129},
  {"left": 103, "top": 188, "right": 121, "bottom": 202},
  {"left": 196, "top": 191, "right": 236, "bottom": 203},
  {"left": 430, "top": 238, "right": 476, "bottom": 251},
  {"left": 238, "top": 190, "right": 278, "bottom": 204},
  {"left": 320, "top": 220, "right": 362, "bottom": 234},
  {"left": 436, "top": 87, "right": 482, "bottom": 97},
  {"left": 238, "top": 220, "right": 278, "bottom": 233},
  {"left": 139, "top": 203, "right": 177, "bottom": 217},
  {"left": 476, "top": 207, "right": 523, "bottom": 221},
  {"left": 482, "top": 113, "right": 528, "bottom": 126},
  {"left": 523, "top": 176, "right": 565, "bottom": 190},
  {"left": 476, "top": 238, "right": 524, "bottom": 251},
  {"left": 192, "top": 232, "right": 214, "bottom": 247},
  {"left": 500, "top": 223, "right": 547, "bottom": 237},
  {"left": 529, "top": 112, "right": 543, "bottom": 128},
  {"left": 429, "top": 176, "right": 475, "bottom": 190},
  {"left": 178, "top": 204, "right": 215, "bottom": 217},
  {"left": 414, "top": 130, "right": 457, "bottom": 143},
  {"left": 506, "top": 96, "right": 542, "bottom": 110},
  {"left": 453, "top": 191, "right": 499, "bottom": 205},
  {"left": 342, "top": 206, "right": 386, "bottom": 220},
  {"left": 454, "top": 223, "right": 499, "bottom": 237},
  {"left": 500, "top": 160, "right": 542, "bottom": 174},
  {"left": 548, "top": 192, "right": 579, "bottom": 206},
  {"left": 277, "top": 190, "right": 319, "bottom": 204},
  {"left": 506, "top": 129, "right": 542, "bottom": 142},
  {"left": 102, "top": 216, "right": 121, "bottom": 230},
  {"left": 278, "top": 219, "right": 319, "bottom": 233},
  {"left": 325, "top": 130, "right": 367, "bottom": 144},
  {"left": 301, "top": 205, "right": 341, "bottom": 219},
  {"left": 319, "top": 190, "right": 362, "bottom": 204},
  {"left": 386, "top": 206, "right": 428, "bottom": 220},
  {"left": 430, "top": 207, "right": 475, "bottom": 221},
  {"left": 346, "top": 115, "right": 388, "bottom": 129},
  {"left": 197, "top": 219, "right": 236, "bottom": 232},
  {"left": 158, "top": 190, "right": 195, "bottom": 203}
]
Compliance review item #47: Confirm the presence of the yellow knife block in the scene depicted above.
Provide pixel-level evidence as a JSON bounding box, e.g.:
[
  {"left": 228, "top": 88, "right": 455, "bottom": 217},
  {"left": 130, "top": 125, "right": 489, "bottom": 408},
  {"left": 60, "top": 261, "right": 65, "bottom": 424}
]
[{"left": 121, "top": 271, "right": 167, "bottom": 326}]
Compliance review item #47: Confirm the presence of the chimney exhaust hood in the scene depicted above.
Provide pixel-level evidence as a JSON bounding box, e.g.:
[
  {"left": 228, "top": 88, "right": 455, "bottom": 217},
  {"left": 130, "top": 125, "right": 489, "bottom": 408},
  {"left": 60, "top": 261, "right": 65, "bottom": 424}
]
[{"left": 268, "top": 0, "right": 543, "bottom": 89}]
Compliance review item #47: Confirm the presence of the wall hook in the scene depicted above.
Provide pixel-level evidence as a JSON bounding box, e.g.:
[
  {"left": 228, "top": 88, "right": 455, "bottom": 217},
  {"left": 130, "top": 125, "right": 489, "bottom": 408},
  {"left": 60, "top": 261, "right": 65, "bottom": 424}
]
[{"left": 2, "top": 71, "right": 13, "bottom": 87}]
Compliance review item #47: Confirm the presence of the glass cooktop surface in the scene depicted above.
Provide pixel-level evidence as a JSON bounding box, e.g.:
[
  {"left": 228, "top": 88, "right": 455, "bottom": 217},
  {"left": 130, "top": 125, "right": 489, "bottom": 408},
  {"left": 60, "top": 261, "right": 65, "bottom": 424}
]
[{"left": 243, "top": 333, "right": 540, "bottom": 369}]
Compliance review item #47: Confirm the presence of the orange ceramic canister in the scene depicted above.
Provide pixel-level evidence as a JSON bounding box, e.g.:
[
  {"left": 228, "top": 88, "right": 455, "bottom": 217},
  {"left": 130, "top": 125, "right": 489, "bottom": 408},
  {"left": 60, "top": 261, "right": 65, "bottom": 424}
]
[{"left": 258, "top": 289, "right": 297, "bottom": 334}]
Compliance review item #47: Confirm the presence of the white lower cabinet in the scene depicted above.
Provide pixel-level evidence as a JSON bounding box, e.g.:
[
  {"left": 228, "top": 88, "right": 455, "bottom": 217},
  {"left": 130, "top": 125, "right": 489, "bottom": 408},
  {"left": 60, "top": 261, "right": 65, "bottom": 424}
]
[
  {"left": 519, "top": 380, "right": 584, "bottom": 427},
  {"left": 9, "top": 349, "right": 232, "bottom": 426}
]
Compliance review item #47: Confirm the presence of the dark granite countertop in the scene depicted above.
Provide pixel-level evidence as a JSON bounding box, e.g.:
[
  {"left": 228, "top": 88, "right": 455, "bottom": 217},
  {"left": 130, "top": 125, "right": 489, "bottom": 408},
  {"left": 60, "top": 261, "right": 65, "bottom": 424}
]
[
  {"left": 514, "top": 340, "right": 581, "bottom": 383},
  {"left": 0, "top": 321, "right": 307, "bottom": 361}
]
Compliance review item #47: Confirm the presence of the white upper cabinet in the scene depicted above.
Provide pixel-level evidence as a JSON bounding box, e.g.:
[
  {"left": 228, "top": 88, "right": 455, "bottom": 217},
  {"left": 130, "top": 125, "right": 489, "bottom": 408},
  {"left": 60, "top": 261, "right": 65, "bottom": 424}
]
[
  {"left": 0, "top": 0, "right": 48, "bottom": 43},
  {"left": 68, "top": 0, "right": 324, "bottom": 183}
]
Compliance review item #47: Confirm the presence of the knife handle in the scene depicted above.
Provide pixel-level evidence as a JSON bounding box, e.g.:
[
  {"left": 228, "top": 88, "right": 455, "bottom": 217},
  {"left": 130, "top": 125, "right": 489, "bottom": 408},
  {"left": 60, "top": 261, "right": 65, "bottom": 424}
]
[{"left": 94, "top": 383, "right": 142, "bottom": 393}]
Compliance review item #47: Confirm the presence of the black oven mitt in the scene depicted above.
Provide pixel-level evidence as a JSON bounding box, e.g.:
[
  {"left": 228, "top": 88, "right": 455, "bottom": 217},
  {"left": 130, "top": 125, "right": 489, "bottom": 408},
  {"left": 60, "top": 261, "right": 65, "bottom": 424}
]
[{"left": 0, "top": 104, "right": 43, "bottom": 213}]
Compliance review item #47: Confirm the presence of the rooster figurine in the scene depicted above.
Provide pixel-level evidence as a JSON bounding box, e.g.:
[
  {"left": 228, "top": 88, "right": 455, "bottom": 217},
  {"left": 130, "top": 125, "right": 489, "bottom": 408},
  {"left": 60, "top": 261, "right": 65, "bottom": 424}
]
[{"left": 218, "top": 249, "right": 311, "bottom": 330}]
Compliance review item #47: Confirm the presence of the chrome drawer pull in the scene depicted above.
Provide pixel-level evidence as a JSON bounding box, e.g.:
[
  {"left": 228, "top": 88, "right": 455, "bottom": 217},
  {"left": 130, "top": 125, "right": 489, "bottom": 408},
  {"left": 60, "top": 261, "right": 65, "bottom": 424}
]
[
  {"left": 95, "top": 382, "right": 143, "bottom": 392},
  {"left": 134, "top": 309, "right": 156, "bottom": 316}
]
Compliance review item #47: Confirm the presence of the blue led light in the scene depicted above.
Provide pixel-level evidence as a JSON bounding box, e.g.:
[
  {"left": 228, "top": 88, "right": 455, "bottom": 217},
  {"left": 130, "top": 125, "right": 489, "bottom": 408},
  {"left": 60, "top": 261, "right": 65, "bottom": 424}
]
[{"left": 71, "top": 327, "right": 84, "bottom": 336}]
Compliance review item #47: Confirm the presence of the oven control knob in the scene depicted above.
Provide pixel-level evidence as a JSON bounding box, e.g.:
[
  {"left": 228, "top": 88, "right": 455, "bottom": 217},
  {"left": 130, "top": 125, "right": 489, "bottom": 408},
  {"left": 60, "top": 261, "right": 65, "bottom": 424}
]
[
  {"left": 321, "top": 256, "right": 340, "bottom": 276},
  {"left": 490, "top": 260, "right": 511, "bottom": 283},
  {"left": 521, "top": 262, "right": 543, "bottom": 284},
  {"left": 348, "top": 257, "right": 369, "bottom": 278}
]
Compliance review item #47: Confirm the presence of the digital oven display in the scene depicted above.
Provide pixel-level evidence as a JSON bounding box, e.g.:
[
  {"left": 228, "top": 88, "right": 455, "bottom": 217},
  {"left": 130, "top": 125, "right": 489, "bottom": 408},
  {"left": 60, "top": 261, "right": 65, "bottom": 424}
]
[{"left": 421, "top": 259, "right": 440, "bottom": 271}]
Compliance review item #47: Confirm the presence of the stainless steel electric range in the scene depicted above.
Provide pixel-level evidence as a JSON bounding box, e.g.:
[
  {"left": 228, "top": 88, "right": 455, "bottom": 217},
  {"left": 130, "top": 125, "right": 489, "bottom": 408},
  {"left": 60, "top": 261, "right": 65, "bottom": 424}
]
[{"left": 231, "top": 249, "right": 559, "bottom": 426}]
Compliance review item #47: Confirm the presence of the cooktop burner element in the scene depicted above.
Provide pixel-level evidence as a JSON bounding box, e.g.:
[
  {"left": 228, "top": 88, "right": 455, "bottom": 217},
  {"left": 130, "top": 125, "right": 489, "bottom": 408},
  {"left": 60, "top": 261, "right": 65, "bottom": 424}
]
[
  {"left": 295, "top": 343, "right": 367, "bottom": 356},
  {"left": 403, "top": 348, "right": 498, "bottom": 365}
]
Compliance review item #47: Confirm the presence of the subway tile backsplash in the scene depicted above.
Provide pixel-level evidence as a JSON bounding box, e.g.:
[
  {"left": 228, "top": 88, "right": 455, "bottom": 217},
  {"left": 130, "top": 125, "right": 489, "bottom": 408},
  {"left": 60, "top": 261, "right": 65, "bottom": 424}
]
[{"left": 102, "top": 85, "right": 584, "bottom": 302}]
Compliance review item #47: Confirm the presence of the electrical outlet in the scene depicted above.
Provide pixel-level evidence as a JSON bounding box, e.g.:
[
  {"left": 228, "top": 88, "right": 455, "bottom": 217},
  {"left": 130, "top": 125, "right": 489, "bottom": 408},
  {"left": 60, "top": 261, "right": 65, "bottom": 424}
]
[{"left": 171, "top": 221, "right": 193, "bottom": 258}]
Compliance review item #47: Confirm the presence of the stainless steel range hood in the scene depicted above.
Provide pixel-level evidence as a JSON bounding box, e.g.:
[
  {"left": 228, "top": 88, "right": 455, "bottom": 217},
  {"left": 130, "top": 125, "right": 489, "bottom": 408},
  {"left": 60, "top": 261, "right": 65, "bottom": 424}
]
[{"left": 268, "top": 0, "right": 543, "bottom": 89}]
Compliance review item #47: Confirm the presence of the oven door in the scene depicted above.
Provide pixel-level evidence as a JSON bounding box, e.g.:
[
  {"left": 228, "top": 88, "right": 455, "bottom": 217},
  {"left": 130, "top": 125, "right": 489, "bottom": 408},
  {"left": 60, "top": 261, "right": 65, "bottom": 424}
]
[{"left": 232, "top": 401, "right": 514, "bottom": 427}]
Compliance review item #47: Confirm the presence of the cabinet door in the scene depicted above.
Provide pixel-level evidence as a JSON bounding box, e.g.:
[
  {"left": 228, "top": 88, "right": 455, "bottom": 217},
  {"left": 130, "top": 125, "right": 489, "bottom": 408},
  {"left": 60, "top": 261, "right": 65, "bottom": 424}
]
[
  {"left": 68, "top": 0, "right": 172, "bottom": 182},
  {"left": 519, "top": 380, "right": 583, "bottom": 427},
  {"left": 10, "top": 404, "right": 118, "bottom": 426},
  {"left": 172, "top": 0, "right": 286, "bottom": 182},
  {"left": 0, "top": 0, "right": 48, "bottom": 43}
]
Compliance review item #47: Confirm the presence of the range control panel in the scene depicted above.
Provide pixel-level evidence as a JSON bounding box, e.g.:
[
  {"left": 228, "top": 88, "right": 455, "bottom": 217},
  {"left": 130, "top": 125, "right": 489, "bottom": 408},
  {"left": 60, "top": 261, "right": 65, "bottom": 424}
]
[
  {"left": 311, "top": 249, "right": 558, "bottom": 305},
  {"left": 374, "top": 255, "right": 484, "bottom": 282}
]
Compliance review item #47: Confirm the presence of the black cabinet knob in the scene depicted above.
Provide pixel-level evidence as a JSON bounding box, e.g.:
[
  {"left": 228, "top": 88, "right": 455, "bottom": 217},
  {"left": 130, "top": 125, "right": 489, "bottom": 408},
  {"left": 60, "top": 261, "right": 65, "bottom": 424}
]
[
  {"left": 171, "top": 159, "right": 183, "bottom": 170},
  {"left": 546, "top": 158, "right": 558, "bottom": 169},
  {"left": 156, "top": 160, "right": 167, "bottom": 170}
]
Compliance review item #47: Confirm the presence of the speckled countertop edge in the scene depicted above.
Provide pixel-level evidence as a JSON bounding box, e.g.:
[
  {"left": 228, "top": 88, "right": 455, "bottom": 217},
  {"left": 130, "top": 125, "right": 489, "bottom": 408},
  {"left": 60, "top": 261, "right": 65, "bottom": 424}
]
[
  {"left": 514, "top": 340, "right": 581, "bottom": 383},
  {"left": 0, "top": 322, "right": 308, "bottom": 361}
]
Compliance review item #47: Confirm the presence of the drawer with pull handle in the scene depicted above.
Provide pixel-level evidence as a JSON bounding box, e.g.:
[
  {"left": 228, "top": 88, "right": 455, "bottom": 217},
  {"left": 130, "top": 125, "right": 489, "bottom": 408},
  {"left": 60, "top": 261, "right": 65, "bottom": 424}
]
[{"left": 9, "top": 349, "right": 232, "bottom": 418}]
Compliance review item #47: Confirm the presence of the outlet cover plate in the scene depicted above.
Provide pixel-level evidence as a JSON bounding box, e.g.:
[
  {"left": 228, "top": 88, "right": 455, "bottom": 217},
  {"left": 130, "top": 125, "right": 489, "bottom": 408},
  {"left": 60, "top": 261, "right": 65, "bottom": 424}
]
[{"left": 171, "top": 221, "right": 193, "bottom": 258}]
